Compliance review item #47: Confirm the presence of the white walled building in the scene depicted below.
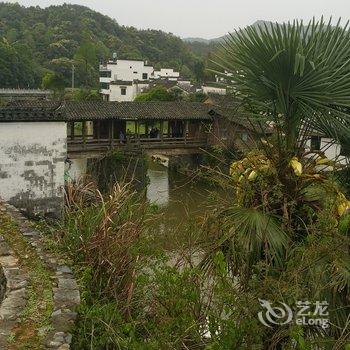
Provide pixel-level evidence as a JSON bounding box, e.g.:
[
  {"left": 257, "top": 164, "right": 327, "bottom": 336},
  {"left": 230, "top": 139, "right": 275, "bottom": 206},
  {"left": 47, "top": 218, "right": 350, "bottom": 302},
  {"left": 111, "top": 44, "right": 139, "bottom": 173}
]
[
  {"left": 215, "top": 71, "right": 233, "bottom": 83},
  {"left": 100, "top": 58, "right": 154, "bottom": 84},
  {"left": 103, "top": 81, "right": 150, "bottom": 102},
  {"left": 154, "top": 68, "right": 180, "bottom": 81},
  {"left": 305, "top": 136, "right": 349, "bottom": 166},
  {"left": 202, "top": 84, "right": 227, "bottom": 95},
  {"left": 0, "top": 117, "right": 66, "bottom": 217},
  {"left": 99, "top": 56, "right": 184, "bottom": 102},
  {"left": 100, "top": 58, "right": 154, "bottom": 102}
]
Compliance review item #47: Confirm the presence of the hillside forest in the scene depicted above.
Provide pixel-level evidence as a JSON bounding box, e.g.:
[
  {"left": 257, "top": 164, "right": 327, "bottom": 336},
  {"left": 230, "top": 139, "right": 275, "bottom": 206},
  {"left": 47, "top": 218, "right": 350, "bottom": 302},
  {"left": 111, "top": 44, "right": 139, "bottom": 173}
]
[{"left": 0, "top": 3, "right": 215, "bottom": 89}]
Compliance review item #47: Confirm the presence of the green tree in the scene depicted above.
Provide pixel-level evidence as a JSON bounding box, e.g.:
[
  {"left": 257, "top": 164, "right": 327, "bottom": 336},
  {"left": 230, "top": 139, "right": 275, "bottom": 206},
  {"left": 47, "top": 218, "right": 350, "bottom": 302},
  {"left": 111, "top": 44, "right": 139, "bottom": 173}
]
[
  {"left": 0, "top": 3, "right": 201, "bottom": 88},
  {"left": 203, "top": 18, "right": 350, "bottom": 346},
  {"left": 70, "top": 88, "right": 101, "bottom": 101},
  {"left": 0, "top": 38, "right": 37, "bottom": 87},
  {"left": 74, "top": 35, "right": 98, "bottom": 87},
  {"left": 180, "top": 64, "right": 192, "bottom": 78},
  {"left": 193, "top": 60, "right": 205, "bottom": 83},
  {"left": 6, "top": 28, "right": 18, "bottom": 43},
  {"left": 214, "top": 20, "right": 350, "bottom": 157},
  {"left": 41, "top": 72, "right": 65, "bottom": 92},
  {"left": 134, "top": 86, "right": 175, "bottom": 102}
]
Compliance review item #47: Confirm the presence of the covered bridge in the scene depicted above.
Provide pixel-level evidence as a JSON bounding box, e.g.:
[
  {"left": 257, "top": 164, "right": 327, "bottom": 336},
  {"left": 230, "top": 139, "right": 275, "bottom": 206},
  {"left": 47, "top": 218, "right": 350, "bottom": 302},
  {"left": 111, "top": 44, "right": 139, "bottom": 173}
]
[
  {"left": 0, "top": 101, "right": 214, "bottom": 217},
  {"left": 62, "top": 101, "right": 212, "bottom": 156},
  {"left": 2, "top": 101, "right": 213, "bottom": 155}
]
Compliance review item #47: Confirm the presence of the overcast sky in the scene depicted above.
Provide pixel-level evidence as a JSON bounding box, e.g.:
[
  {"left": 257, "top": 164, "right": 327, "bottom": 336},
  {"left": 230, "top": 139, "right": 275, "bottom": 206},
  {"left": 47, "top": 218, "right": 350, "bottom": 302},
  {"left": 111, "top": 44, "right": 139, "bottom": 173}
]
[{"left": 7, "top": 0, "right": 350, "bottom": 39}]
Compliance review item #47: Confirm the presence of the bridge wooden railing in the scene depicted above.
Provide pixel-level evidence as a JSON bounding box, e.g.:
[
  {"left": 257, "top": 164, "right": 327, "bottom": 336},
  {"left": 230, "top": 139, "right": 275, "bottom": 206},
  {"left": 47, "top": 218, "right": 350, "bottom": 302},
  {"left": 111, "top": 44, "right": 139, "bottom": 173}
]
[{"left": 67, "top": 136, "right": 208, "bottom": 154}]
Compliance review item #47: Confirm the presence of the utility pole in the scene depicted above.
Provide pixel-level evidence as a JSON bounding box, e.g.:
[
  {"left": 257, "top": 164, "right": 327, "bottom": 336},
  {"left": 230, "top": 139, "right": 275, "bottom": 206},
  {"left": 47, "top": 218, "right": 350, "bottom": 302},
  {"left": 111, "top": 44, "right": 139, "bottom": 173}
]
[{"left": 71, "top": 64, "right": 75, "bottom": 90}]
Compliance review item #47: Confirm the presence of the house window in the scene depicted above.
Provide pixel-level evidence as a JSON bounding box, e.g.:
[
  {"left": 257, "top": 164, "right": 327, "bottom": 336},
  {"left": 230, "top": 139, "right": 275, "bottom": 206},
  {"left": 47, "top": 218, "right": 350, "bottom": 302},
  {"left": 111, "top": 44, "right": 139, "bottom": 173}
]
[
  {"left": 310, "top": 136, "right": 321, "bottom": 151},
  {"left": 142, "top": 73, "right": 148, "bottom": 80},
  {"left": 133, "top": 71, "right": 138, "bottom": 74},
  {"left": 241, "top": 132, "right": 248, "bottom": 142},
  {"left": 100, "top": 82, "right": 109, "bottom": 90},
  {"left": 120, "top": 87, "right": 127, "bottom": 96}
]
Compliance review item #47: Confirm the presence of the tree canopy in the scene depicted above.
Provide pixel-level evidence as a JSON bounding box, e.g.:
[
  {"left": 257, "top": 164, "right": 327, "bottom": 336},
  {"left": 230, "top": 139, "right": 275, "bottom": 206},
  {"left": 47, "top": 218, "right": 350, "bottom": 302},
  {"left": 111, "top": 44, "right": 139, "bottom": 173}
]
[
  {"left": 134, "top": 86, "right": 176, "bottom": 102},
  {"left": 0, "top": 3, "right": 204, "bottom": 89}
]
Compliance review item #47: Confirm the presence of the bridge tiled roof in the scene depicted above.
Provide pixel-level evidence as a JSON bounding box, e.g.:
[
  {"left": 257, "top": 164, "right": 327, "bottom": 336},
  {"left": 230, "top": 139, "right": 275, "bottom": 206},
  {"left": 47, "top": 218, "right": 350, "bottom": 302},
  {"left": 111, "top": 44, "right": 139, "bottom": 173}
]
[
  {"left": 0, "top": 101, "right": 212, "bottom": 122},
  {"left": 0, "top": 102, "right": 64, "bottom": 121},
  {"left": 66, "top": 101, "right": 212, "bottom": 121},
  {"left": 205, "top": 94, "right": 272, "bottom": 133}
]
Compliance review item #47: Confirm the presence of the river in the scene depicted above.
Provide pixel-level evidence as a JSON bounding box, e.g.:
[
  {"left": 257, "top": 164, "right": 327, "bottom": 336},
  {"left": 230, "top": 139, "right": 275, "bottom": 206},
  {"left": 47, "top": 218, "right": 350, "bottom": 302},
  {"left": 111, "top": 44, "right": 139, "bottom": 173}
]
[{"left": 146, "top": 161, "right": 217, "bottom": 238}]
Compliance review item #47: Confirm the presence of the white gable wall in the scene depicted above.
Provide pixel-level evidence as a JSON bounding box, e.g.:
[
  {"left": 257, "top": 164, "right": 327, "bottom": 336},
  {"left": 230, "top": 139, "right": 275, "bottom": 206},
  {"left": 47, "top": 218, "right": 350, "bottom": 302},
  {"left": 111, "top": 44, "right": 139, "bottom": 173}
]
[
  {"left": 0, "top": 122, "right": 66, "bottom": 217},
  {"left": 154, "top": 68, "right": 180, "bottom": 79},
  {"left": 202, "top": 86, "right": 227, "bottom": 95},
  {"left": 103, "top": 60, "right": 154, "bottom": 82},
  {"left": 100, "top": 59, "right": 154, "bottom": 101},
  {"left": 109, "top": 84, "right": 135, "bottom": 102},
  {"left": 305, "top": 137, "right": 348, "bottom": 166}
]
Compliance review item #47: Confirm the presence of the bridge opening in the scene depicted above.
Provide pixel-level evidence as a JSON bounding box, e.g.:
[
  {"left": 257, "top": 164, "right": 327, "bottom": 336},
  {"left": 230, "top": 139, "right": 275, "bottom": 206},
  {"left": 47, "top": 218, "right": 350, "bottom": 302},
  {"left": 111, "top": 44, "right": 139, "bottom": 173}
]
[{"left": 67, "top": 118, "right": 210, "bottom": 157}]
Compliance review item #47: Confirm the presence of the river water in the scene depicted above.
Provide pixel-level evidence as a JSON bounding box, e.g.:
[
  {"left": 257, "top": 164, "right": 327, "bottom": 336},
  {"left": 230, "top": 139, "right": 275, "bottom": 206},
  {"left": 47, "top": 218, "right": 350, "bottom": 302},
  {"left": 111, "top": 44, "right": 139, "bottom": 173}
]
[{"left": 146, "top": 161, "right": 214, "bottom": 230}]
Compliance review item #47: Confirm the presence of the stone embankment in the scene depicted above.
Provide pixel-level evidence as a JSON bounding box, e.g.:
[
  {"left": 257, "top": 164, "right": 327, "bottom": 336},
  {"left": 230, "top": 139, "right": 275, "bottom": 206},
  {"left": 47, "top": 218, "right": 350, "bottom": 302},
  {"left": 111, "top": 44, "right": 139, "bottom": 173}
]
[{"left": 0, "top": 200, "right": 80, "bottom": 349}]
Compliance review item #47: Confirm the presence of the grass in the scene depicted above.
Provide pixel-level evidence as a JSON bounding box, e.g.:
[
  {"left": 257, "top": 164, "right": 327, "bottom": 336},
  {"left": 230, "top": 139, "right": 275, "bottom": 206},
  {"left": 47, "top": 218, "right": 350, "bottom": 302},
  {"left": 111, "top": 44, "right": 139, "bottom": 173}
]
[{"left": 0, "top": 212, "right": 54, "bottom": 350}]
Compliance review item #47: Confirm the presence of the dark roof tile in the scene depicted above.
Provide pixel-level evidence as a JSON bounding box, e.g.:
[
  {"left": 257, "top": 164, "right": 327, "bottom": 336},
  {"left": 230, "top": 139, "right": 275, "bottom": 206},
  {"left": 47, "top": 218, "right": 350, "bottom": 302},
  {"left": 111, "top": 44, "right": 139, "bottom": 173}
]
[
  {"left": 0, "top": 102, "right": 64, "bottom": 121},
  {"left": 110, "top": 81, "right": 133, "bottom": 86},
  {"left": 1, "top": 101, "right": 212, "bottom": 122}
]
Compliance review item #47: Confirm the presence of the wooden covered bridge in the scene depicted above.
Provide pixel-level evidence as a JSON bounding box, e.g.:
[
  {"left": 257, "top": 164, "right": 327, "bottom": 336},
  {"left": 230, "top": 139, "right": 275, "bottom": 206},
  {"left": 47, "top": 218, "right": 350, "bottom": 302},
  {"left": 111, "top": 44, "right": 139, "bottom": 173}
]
[
  {"left": 0, "top": 99, "right": 258, "bottom": 159},
  {"left": 0, "top": 101, "right": 220, "bottom": 157},
  {"left": 63, "top": 101, "right": 212, "bottom": 157},
  {"left": 0, "top": 99, "right": 259, "bottom": 217}
]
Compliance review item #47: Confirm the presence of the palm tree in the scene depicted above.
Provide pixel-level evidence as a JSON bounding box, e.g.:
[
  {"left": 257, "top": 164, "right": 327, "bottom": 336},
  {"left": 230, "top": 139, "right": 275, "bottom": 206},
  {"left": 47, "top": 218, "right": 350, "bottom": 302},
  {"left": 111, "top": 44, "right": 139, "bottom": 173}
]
[
  {"left": 201, "top": 19, "right": 350, "bottom": 345},
  {"left": 209, "top": 18, "right": 350, "bottom": 234},
  {"left": 213, "top": 18, "right": 350, "bottom": 159}
]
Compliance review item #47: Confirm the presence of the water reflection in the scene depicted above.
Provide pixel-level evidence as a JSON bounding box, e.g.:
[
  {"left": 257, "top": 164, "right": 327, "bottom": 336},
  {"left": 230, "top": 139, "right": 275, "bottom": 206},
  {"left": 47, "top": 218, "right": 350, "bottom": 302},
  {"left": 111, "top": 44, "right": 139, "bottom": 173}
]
[
  {"left": 146, "top": 161, "right": 214, "bottom": 224},
  {"left": 146, "top": 162, "right": 170, "bottom": 206}
]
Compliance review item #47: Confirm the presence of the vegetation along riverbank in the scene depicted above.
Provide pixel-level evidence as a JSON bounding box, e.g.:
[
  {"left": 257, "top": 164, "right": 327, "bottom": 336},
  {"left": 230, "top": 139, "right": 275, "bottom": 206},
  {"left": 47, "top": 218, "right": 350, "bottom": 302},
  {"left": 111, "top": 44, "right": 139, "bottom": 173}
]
[
  {"left": 1, "top": 15, "right": 350, "bottom": 350},
  {"left": 37, "top": 19, "right": 350, "bottom": 348}
]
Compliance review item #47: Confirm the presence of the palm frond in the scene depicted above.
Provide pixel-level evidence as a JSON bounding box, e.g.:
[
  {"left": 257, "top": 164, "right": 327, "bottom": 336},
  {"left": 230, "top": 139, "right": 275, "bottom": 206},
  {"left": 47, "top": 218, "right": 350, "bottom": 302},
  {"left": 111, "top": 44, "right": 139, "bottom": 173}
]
[
  {"left": 212, "top": 18, "right": 350, "bottom": 152},
  {"left": 201, "top": 207, "right": 289, "bottom": 276}
]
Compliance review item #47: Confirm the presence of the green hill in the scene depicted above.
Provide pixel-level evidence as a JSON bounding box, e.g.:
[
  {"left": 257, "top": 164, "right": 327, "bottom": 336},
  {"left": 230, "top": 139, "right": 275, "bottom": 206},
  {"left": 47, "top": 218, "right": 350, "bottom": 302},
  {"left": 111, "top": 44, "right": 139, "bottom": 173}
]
[
  {"left": 184, "top": 21, "right": 274, "bottom": 60},
  {"left": 0, "top": 3, "right": 204, "bottom": 88}
]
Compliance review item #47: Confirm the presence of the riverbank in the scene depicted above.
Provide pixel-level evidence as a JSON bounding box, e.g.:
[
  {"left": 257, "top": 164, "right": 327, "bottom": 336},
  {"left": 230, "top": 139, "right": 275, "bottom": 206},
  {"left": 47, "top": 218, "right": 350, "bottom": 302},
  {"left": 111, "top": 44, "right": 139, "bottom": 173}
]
[{"left": 0, "top": 202, "right": 80, "bottom": 349}]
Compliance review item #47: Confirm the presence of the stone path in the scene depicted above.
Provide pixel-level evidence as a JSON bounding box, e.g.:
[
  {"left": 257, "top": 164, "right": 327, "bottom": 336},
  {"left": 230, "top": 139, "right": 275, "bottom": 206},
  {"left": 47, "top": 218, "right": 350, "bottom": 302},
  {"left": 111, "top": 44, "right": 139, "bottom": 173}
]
[
  {"left": 0, "top": 201, "right": 80, "bottom": 349},
  {"left": 0, "top": 228, "right": 28, "bottom": 349}
]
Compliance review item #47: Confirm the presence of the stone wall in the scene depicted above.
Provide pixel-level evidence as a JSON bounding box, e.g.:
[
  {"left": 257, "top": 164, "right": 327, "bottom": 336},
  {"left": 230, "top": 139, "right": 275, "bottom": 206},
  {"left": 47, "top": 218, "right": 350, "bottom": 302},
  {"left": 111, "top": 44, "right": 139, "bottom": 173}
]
[
  {"left": 0, "top": 122, "right": 66, "bottom": 217},
  {"left": 0, "top": 201, "right": 80, "bottom": 349},
  {"left": 0, "top": 205, "right": 28, "bottom": 348}
]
